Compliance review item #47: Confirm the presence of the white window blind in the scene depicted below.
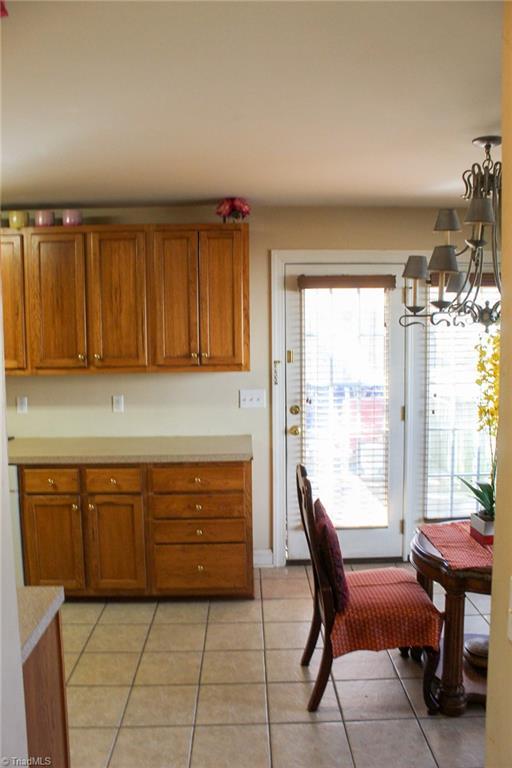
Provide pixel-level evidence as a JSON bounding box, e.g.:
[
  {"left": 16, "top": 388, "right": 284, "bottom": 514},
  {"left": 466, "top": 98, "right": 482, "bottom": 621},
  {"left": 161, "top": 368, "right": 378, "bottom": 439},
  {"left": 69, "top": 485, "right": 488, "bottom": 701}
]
[
  {"left": 424, "top": 286, "right": 500, "bottom": 519},
  {"left": 301, "top": 285, "right": 390, "bottom": 528}
]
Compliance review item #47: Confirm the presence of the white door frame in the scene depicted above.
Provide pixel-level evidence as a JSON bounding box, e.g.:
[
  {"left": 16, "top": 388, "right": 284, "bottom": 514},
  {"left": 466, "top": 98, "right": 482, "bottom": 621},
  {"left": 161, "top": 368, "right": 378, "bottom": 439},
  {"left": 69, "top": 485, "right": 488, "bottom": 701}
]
[{"left": 271, "top": 249, "right": 425, "bottom": 566}]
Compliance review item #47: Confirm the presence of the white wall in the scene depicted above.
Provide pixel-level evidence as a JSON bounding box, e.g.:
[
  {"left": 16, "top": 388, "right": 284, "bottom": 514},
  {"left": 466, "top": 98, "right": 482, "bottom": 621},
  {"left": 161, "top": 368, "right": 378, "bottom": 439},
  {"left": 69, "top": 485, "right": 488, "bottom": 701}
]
[{"left": 6, "top": 205, "right": 467, "bottom": 557}]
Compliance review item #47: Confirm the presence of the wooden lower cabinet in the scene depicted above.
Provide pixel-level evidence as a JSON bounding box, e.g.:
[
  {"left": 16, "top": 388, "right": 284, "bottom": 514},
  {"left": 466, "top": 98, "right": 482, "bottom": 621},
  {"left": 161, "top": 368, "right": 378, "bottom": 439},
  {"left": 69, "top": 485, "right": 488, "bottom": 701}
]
[{"left": 19, "top": 460, "right": 253, "bottom": 598}]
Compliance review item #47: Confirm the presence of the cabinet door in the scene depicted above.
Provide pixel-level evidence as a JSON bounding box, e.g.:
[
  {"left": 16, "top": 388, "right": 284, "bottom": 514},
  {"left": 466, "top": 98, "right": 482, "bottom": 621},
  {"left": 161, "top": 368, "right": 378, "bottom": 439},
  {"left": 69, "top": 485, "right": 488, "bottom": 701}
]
[
  {"left": 86, "top": 495, "right": 146, "bottom": 592},
  {"left": 150, "top": 230, "right": 199, "bottom": 367},
  {"left": 88, "top": 231, "right": 147, "bottom": 368},
  {"left": 0, "top": 234, "right": 27, "bottom": 369},
  {"left": 198, "top": 230, "right": 247, "bottom": 367},
  {"left": 26, "top": 234, "right": 87, "bottom": 369},
  {"left": 22, "top": 495, "right": 85, "bottom": 590}
]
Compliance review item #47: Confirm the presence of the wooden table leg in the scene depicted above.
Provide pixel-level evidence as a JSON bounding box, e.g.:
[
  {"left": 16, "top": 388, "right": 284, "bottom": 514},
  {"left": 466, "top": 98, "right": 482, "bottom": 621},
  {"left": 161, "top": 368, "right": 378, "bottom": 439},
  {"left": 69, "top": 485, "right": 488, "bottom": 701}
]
[
  {"left": 438, "top": 590, "right": 467, "bottom": 716},
  {"left": 416, "top": 571, "right": 433, "bottom": 599}
]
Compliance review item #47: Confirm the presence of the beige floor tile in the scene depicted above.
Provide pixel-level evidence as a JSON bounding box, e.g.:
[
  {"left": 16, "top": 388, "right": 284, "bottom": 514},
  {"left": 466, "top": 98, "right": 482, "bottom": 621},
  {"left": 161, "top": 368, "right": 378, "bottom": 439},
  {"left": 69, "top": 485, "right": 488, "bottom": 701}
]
[
  {"left": 331, "top": 650, "right": 397, "bottom": 680},
  {"left": 260, "top": 566, "right": 308, "bottom": 580},
  {"left": 336, "top": 678, "right": 415, "bottom": 721},
  {"left": 350, "top": 562, "right": 387, "bottom": 570},
  {"left": 208, "top": 600, "right": 262, "bottom": 623},
  {"left": 191, "top": 725, "right": 271, "bottom": 768},
  {"left": 154, "top": 601, "right": 209, "bottom": 624},
  {"left": 62, "top": 623, "right": 94, "bottom": 653},
  {"left": 64, "top": 652, "right": 79, "bottom": 682},
  {"left": 253, "top": 579, "right": 262, "bottom": 600},
  {"left": 85, "top": 623, "right": 149, "bottom": 652},
  {"left": 61, "top": 601, "right": 105, "bottom": 624},
  {"left": 205, "top": 622, "right": 263, "bottom": 650},
  {"left": 196, "top": 683, "right": 267, "bottom": 725},
  {"left": 420, "top": 716, "right": 486, "bottom": 768},
  {"left": 347, "top": 719, "right": 436, "bottom": 768},
  {"left": 98, "top": 601, "right": 156, "bottom": 624},
  {"left": 109, "top": 726, "right": 192, "bottom": 768},
  {"left": 262, "top": 579, "right": 312, "bottom": 599},
  {"left": 265, "top": 649, "right": 323, "bottom": 683},
  {"left": 263, "top": 599, "right": 314, "bottom": 622},
  {"left": 402, "top": 678, "right": 485, "bottom": 719},
  {"left": 264, "top": 622, "right": 322, "bottom": 650},
  {"left": 271, "top": 722, "right": 353, "bottom": 768},
  {"left": 135, "top": 651, "right": 202, "bottom": 685},
  {"left": 123, "top": 685, "right": 197, "bottom": 726},
  {"left": 146, "top": 622, "right": 206, "bottom": 652},
  {"left": 68, "top": 727, "right": 116, "bottom": 768},
  {"left": 66, "top": 686, "right": 130, "bottom": 727},
  {"left": 267, "top": 681, "right": 341, "bottom": 723},
  {"left": 69, "top": 652, "right": 140, "bottom": 686},
  {"left": 388, "top": 648, "right": 424, "bottom": 679},
  {"left": 433, "top": 594, "right": 478, "bottom": 615},
  {"left": 201, "top": 650, "right": 265, "bottom": 684}
]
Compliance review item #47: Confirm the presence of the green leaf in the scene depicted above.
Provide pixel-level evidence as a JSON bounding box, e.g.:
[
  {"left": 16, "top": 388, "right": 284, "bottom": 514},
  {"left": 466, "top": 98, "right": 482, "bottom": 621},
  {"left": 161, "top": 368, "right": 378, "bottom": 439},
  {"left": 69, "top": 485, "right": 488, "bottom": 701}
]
[{"left": 458, "top": 477, "right": 493, "bottom": 512}]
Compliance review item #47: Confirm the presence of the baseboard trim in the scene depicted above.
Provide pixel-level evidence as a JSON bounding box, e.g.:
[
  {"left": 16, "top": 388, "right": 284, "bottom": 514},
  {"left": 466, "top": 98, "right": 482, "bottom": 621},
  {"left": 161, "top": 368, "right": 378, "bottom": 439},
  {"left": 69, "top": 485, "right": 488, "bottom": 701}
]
[{"left": 254, "top": 549, "right": 274, "bottom": 567}]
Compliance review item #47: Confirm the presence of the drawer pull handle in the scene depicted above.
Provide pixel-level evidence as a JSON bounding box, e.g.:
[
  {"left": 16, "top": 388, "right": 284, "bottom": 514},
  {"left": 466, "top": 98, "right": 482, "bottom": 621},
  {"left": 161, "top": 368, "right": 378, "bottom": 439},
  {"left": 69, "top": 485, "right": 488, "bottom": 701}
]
[
  {"left": 94, "top": 353, "right": 103, "bottom": 361},
  {"left": 196, "top": 529, "right": 203, "bottom": 536},
  {"left": 195, "top": 504, "right": 203, "bottom": 512},
  {"left": 47, "top": 478, "right": 55, "bottom": 486},
  {"left": 110, "top": 477, "right": 117, "bottom": 485},
  {"left": 194, "top": 477, "right": 201, "bottom": 484},
  {"left": 197, "top": 564, "right": 204, "bottom": 572},
  {"left": 88, "top": 503, "right": 95, "bottom": 511},
  {"left": 191, "top": 352, "right": 198, "bottom": 359},
  {"left": 77, "top": 353, "right": 85, "bottom": 361},
  {"left": 71, "top": 503, "right": 79, "bottom": 511}
]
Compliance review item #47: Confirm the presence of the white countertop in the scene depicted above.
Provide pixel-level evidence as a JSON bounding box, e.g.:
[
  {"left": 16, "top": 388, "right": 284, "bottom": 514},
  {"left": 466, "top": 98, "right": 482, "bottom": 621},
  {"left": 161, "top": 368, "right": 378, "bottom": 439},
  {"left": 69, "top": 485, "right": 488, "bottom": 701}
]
[
  {"left": 8, "top": 435, "right": 253, "bottom": 465},
  {"left": 17, "top": 586, "right": 65, "bottom": 663}
]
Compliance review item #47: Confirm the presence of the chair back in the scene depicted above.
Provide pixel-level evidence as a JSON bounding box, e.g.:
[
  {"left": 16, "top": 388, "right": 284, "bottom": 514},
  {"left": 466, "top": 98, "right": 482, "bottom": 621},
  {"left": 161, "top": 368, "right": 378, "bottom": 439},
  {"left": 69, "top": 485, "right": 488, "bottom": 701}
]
[{"left": 296, "top": 464, "right": 335, "bottom": 630}]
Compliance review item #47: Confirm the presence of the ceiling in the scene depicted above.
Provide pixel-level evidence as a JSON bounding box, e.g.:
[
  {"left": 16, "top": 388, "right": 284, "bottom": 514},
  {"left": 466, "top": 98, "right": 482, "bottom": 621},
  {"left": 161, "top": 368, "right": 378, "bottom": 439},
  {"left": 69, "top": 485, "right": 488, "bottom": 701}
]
[{"left": 1, "top": 1, "right": 503, "bottom": 207}]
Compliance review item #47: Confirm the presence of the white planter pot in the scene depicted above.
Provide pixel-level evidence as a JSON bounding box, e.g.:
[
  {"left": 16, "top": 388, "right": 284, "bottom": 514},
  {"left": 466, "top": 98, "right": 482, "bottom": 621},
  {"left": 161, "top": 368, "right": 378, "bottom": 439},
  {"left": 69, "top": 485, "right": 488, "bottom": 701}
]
[{"left": 470, "top": 512, "right": 495, "bottom": 545}]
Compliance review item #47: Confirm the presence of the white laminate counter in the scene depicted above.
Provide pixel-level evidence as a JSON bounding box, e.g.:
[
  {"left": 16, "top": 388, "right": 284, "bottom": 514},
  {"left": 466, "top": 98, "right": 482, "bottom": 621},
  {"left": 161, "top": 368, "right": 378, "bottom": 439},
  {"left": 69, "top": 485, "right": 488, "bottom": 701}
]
[
  {"left": 8, "top": 435, "right": 253, "bottom": 465},
  {"left": 17, "top": 586, "right": 65, "bottom": 663}
]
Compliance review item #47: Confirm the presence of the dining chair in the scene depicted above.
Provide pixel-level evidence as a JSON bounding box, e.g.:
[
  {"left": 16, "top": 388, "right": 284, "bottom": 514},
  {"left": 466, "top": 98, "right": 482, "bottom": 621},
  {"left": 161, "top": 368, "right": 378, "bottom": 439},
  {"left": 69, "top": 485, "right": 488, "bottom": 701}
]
[{"left": 296, "top": 464, "right": 443, "bottom": 713}]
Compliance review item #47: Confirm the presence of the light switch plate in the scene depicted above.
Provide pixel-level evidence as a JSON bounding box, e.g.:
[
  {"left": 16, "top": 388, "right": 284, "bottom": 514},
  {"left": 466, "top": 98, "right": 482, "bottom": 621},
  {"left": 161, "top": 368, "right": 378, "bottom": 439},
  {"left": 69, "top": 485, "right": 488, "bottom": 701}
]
[
  {"left": 112, "top": 394, "right": 125, "bottom": 413},
  {"left": 16, "top": 396, "right": 28, "bottom": 414},
  {"left": 239, "top": 389, "right": 266, "bottom": 409}
]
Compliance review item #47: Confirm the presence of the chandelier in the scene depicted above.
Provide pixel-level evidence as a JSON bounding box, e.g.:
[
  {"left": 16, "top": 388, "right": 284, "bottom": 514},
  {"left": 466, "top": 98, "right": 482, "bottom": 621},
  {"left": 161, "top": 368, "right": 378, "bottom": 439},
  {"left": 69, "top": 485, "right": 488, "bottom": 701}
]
[{"left": 400, "top": 136, "right": 502, "bottom": 330}]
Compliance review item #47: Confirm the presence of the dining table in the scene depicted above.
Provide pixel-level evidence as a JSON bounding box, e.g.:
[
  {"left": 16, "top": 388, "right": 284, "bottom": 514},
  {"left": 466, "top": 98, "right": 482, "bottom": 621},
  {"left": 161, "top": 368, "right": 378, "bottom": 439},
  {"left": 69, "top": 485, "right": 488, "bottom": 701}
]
[{"left": 410, "top": 521, "right": 492, "bottom": 717}]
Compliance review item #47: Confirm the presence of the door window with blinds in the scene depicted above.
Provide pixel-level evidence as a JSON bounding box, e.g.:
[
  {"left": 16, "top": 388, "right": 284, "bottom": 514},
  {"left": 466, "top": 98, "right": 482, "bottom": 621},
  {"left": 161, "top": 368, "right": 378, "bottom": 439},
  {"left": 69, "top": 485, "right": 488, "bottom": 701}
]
[
  {"left": 298, "top": 275, "right": 395, "bottom": 528},
  {"left": 424, "top": 285, "right": 500, "bottom": 519}
]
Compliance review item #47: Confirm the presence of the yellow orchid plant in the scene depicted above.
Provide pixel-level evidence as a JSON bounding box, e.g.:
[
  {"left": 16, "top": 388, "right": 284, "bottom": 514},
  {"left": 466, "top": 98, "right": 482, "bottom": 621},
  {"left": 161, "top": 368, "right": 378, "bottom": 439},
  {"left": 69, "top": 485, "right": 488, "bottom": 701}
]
[{"left": 460, "top": 330, "right": 500, "bottom": 519}]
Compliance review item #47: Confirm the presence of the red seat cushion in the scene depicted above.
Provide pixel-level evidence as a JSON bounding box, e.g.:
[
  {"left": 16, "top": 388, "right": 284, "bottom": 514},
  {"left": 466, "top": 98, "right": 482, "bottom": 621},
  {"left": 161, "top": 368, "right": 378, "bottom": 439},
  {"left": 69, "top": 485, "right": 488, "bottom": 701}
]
[
  {"left": 330, "top": 567, "right": 443, "bottom": 657},
  {"left": 314, "top": 499, "right": 350, "bottom": 613}
]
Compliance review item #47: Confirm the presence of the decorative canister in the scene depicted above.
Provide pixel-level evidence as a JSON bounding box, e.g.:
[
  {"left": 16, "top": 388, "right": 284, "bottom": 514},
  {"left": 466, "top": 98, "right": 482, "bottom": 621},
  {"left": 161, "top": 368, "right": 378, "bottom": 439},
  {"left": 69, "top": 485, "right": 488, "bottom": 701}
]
[
  {"left": 8, "top": 210, "right": 29, "bottom": 229},
  {"left": 34, "top": 210, "right": 55, "bottom": 227},
  {"left": 62, "top": 209, "right": 82, "bottom": 226}
]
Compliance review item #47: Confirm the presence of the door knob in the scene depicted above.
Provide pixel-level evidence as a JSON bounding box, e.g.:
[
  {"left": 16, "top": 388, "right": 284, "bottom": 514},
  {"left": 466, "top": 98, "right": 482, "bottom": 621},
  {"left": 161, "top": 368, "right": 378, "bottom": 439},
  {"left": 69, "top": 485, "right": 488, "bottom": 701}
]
[
  {"left": 289, "top": 425, "right": 301, "bottom": 436},
  {"left": 289, "top": 405, "right": 301, "bottom": 415}
]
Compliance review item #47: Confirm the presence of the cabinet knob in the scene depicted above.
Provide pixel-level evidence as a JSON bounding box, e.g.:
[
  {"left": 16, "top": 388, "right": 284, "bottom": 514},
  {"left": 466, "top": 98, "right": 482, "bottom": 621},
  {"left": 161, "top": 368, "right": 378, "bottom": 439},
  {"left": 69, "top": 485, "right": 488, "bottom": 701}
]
[
  {"left": 190, "top": 352, "right": 198, "bottom": 359},
  {"left": 71, "top": 503, "right": 79, "bottom": 511},
  {"left": 77, "top": 353, "right": 85, "bottom": 361},
  {"left": 110, "top": 477, "right": 117, "bottom": 485},
  {"left": 197, "top": 564, "right": 204, "bottom": 572},
  {"left": 47, "top": 478, "right": 55, "bottom": 486},
  {"left": 196, "top": 529, "right": 203, "bottom": 536},
  {"left": 88, "top": 503, "right": 95, "bottom": 511},
  {"left": 194, "top": 477, "right": 201, "bottom": 484},
  {"left": 94, "top": 353, "right": 102, "bottom": 361},
  {"left": 201, "top": 352, "right": 209, "bottom": 359},
  {"left": 195, "top": 504, "right": 203, "bottom": 512}
]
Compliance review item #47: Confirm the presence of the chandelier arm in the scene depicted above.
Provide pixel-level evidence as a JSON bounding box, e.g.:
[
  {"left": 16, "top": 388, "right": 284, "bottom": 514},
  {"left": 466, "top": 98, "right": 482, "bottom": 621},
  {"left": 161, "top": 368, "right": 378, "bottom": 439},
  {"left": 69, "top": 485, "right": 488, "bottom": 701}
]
[
  {"left": 447, "top": 253, "right": 476, "bottom": 310},
  {"left": 492, "top": 227, "right": 502, "bottom": 294}
]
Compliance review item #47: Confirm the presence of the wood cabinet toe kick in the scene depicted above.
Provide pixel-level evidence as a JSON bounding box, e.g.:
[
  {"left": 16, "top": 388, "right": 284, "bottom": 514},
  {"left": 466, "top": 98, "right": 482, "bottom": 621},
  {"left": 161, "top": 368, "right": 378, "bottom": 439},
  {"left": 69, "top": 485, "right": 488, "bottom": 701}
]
[{"left": 19, "top": 459, "right": 253, "bottom": 598}]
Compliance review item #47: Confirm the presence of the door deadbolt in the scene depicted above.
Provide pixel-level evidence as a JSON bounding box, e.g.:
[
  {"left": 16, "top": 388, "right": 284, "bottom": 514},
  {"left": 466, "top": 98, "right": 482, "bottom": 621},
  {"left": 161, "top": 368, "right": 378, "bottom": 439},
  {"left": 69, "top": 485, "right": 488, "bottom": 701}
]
[{"left": 289, "top": 405, "right": 300, "bottom": 415}]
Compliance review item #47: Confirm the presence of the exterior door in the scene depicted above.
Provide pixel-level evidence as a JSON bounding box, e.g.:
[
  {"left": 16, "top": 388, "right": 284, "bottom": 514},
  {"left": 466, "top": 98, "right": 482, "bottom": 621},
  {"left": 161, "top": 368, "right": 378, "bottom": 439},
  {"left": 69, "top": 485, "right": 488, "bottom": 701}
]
[
  {"left": 88, "top": 231, "right": 147, "bottom": 368},
  {"left": 86, "top": 495, "right": 146, "bottom": 591},
  {"left": 198, "top": 230, "right": 244, "bottom": 366},
  {"left": 150, "top": 230, "right": 200, "bottom": 367},
  {"left": 0, "top": 233, "right": 27, "bottom": 370},
  {"left": 285, "top": 263, "right": 405, "bottom": 559},
  {"left": 22, "top": 495, "right": 86, "bottom": 590},
  {"left": 26, "top": 233, "right": 87, "bottom": 368}
]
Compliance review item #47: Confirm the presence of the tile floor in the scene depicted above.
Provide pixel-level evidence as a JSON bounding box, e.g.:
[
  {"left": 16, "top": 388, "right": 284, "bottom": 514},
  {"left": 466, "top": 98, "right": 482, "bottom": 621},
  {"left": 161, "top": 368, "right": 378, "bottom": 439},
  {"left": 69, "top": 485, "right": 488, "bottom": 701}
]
[{"left": 62, "top": 563, "right": 489, "bottom": 768}]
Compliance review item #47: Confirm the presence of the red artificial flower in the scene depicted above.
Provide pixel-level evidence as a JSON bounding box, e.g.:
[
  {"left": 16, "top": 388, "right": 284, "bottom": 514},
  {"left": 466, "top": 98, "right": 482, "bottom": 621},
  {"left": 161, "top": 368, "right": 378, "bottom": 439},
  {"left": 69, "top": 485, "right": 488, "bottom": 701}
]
[
  {"left": 216, "top": 197, "right": 251, "bottom": 221},
  {"left": 0, "top": 2, "right": 8, "bottom": 17},
  {"left": 216, "top": 198, "right": 234, "bottom": 217}
]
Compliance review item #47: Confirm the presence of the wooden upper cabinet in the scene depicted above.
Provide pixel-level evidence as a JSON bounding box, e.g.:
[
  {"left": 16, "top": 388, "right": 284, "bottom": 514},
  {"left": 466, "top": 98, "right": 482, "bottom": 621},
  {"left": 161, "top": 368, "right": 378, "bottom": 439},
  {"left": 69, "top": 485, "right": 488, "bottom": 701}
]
[
  {"left": 26, "top": 233, "right": 87, "bottom": 369},
  {"left": 150, "top": 231, "right": 199, "bottom": 367},
  {"left": 198, "top": 229, "right": 248, "bottom": 368},
  {"left": 0, "top": 234, "right": 27, "bottom": 370},
  {"left": 87, "top": 231, "right": 147, "bottom": 368}
]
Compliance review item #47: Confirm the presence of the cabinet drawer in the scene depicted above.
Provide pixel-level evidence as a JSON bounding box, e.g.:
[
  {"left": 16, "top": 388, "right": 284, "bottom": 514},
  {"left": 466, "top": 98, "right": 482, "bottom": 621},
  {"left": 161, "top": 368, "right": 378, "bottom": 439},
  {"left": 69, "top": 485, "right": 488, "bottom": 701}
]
[
  {"left": 152, "top": 519, "right": 246, "bottom": 544},
  {"left": 23, "top": 468, "right": 80, "bottom": 494},
  {"left": 150, "top": 493, "right": 244, "bottom": 519},
  {"left": 153, "top": 543, "right": 248, "bottom": 592},
  {"left": 151, "top": 463, "right": 245, "bottom": 493},
  {"left": 85, "top": 467, "right": 142, "bottom": 493}
]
